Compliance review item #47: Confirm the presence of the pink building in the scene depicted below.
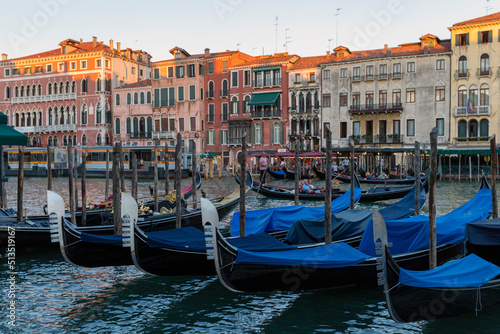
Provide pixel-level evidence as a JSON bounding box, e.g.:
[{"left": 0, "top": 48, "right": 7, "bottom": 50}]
[{"left": 0, "top": 37, "right": 151, "bottom": 150}]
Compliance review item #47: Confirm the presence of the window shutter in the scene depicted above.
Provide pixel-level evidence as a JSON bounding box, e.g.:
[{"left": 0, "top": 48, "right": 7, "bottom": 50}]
[
  {"left": 478, "top": 31, "right": 482, "bottom": 44},
  {"left": 229, "top": 101, "right": 233, "bottom": 114},
  {"left": 466, "top": 33, "right": 469, "bottom": 45},
  {"left": 270, "top": 124, "right": 274, "bottom": 144},
  {"left": 279, "top": 123, "right": 283, "bottom": 144},
  {"left": 252, "top": 124, "right": 255, "bottom": 144},
  {"left": 219, "top": 130, "right": 223, "bottom": 145},
  {"left": 498, "top": 29, "right": 500, "bottom": 42},
  {"left": 489, "top": 30, "right": 493, "bottom": 43},
  {"left": 236, "top": 100, "right": 239, "bottom": 114},
  {"left": 455, "top": 35, "right": 459, "bottom": 47}
]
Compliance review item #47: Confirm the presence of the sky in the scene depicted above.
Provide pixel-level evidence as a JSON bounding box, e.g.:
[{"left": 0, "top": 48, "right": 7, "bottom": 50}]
[{"left": 0, "top": 0, "right": 498, "bottom": 61}]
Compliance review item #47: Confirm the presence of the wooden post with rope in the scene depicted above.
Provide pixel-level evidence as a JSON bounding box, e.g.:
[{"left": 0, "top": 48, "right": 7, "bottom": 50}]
[
  {"left": 491, "top": 135, "right": 498, "bottom": 218},
  {"left": 325, "top": 128, "right": 332, "bottom": 245},
  {"left": 81, "top": 150, "right": 87, "bottom": 226},
  {"left": 239, "top": 132, "right": 247, "bottom": 237},
  {"left": 429, "top": 128, "right": 438, "bottom": 269},
  {"left": 294, "top": 142, "right": 300, "bottom": 206}
]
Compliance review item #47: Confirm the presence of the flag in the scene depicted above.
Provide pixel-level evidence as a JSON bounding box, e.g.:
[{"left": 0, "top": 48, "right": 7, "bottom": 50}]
[{"left": 467, "top": 100, "right": 472, "bottom": 114}]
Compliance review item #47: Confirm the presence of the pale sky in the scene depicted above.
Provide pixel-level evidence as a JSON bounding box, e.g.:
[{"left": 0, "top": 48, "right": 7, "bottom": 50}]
[{"left": 0, "top": 0, "right": 497, "bottom": 61}]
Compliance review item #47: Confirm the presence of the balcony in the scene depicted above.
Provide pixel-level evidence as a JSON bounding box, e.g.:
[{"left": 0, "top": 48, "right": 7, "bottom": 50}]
[
  {"left": 228, "top": 137, "right": 242, "bottom": 145},
  {"left": 253, "top": 78, "right": 281, "bottom": 88},
  {"left": 15, "top": 124, "right": 77, "bottom": 134},
  {"left": 455, "top": 106, "right": 490, "bottom": 116},
  {"left": 455, "top": 70, "right": 469, "bottom": 79},
  {"left": 251, "top": 109, "right": 281, "bottom": 119},
  {"left": 391, "top": 72, "right": 402, "bottom": 79},
  {"left": 289, "top": 106, "right": 297, "bottom": 113},
  {"left": 221, "top": 112, "right": 228, "bottom": 122},
  {"left": 477, "top": 67, "right": 491, "bottom": 78},
  {"left": 206, "top": 90, "right": 215, "bottom": 99},
  {"left": 11, "top": 93, "right": 77, "bottom": 104},
  {"left": 220, "top": 89, "right": 228, "bottom": 98},
  {"left": 152, "top": 131, "right": 175, "bottom": 139},
  {"left": 207, "top": 114, "right": 215, "bottom": 123},
  {"left": 455, "top": 136, "right": 490, "bottom": 143},
  {"left": 378, "top": 73, "right": 388, "bottom": 80},
  {"left": 351, "top": 76, "right": 361, "bottom": 82},
  {"left": 348, "top": 103, "right": 403, "bottom": 114},
  {"left": 351, "top": 134, "right": 403, "bottom": 145},
  {"left": 130, "top": 132, "right": 152, "bottom": 139}
]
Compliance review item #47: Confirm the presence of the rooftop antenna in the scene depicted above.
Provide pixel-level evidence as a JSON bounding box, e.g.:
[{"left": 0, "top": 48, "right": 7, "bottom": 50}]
[
  {"left": 275, "top": 16, "right": 279, "bottom": 54},
  {"left": 335, "top": 8, "right": 342, "bottom": 47},
  {"left": 284, "top": 28, "right": 292, "bottom": 52},
  {"left": 236, "top": 43, "right": 241, "bottom": 51},
  {"left": 328, "top": 38, "right": 334, "bottom": 51},
  {"left": 252, "top": 47, "right": 256, "bottom": 55},
  {"left": 486, "top": 0, "right": 493, "bottom": 14}
]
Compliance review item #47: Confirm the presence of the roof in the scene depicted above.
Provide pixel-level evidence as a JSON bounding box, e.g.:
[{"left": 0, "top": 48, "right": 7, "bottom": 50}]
[
  {"left": 231, "top": 52, "right": 300, "bottom": 69},
  {"left": 153, "top": 49, "right": 248, "bottom": 65},
  {"left": 289, "top": 55, "right": 332, "bottom": 71},
  {"left": 116, "top": 79, "right": 151, "bottom": 90},
  {"left": 452, "top": 12, "right": 500, "bottom": 28},
  {"left": 319, "top": 39, "right": 451, "bottom": 66}
]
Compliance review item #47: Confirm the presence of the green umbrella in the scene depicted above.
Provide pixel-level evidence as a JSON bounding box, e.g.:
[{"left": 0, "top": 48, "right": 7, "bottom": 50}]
[{"left": 0, "top": 112, "right": 27, "bottom": 146}]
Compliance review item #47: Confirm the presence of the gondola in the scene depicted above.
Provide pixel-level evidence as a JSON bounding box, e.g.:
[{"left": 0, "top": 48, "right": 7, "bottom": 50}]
[
  {"left": 129, "top": 174, "right": 252, "bottom": 276},
  {"left": 379, "top": 218, "right": 500, "bottom": 322},
  {"left": 283, "top": 166, "right": 313, "bottom": 180},
  {"left": 210, "top": 175, "right": 491, "bottom": 292},
  {"left": 266, "top": 168, "right": 286, "bottom": 180},
  {"left": 48, "top": 190, "right": 137, "bottom": 267},
  {"left": 465, "top": 218, "right": 500, "bottom": 266},
  {"left": 329, "top": 170, "right": 434, "bottom": 185},
  {"left": 0, "top": 173, "right": 231, "bottom": 249}
]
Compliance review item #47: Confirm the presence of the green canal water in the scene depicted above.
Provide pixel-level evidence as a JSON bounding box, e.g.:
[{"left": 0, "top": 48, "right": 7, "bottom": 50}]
[{"left": 1, "top": 176, "right": 499, "bottom": 333}]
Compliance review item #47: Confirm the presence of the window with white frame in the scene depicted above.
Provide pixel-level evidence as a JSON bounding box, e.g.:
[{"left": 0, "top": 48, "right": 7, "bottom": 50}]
[
  {"left": 96, "top": 59, "right": 102, "bottom": 68},
  {"left": 190, "top": 116, "right": 196, "bottom": 131},
  {"left": 323, "top": 69, "right": 330, "bottom": 80},
  {"left": 254, "top": 123, "right": 262, "bottom": 144},
  {"left": 178, "top": 86, "right": 184, "bottom": 102},
  {"left": 340, "top": 68, "right": 347, "bottom": 78},
  {"left": 220, "top": 129, "right": 228, "bottom": 145},
  {"left": 46, "top": 64, "right": 52, "bottom": 73},
  {"left": 70, "top": 61, "right": 77, "bottom": 70},
  {"left": 189, "top": 85, "right": 196, "bottom": 100},
  {"left": 207, "top": 130, "right": 215, "bottom": 145},
  {"left": 58, "top": 63, "right": 64, "bottom": 71},
  {"left": 231, "top": 71, "right": 238, "bottom": 87}
]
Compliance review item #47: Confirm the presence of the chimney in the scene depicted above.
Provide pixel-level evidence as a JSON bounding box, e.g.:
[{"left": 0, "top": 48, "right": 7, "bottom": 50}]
[
  {"left": 80, "top": 38, "right": 83, "bottom": 44},
  {"left": 117, "top": 42, "right": 121, "bottom": 53},
  {"left": 326, "top": 51, "right": 331, "bottom": 57},
  {"left": 205, "top": 48, "right": 210, "bottom": 57},
  {"left": 109, "top": 39, "right": 114, "bottom": 51},
  {"left": 2, "top": 54, "right": 7, "bottom": 61},
  {"left": 384, "top": 44, "right": 388, "bottom": 50},
  {"left": 92, "top": 36, "right": 97, "bottom": 48},
  {"left": 423, "top": 45, "right": 429, "bottom": 54}
]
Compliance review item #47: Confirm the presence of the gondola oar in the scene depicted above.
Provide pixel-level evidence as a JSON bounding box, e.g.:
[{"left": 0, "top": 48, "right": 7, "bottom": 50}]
[{"left": 255, "top": 168, "right": 267, "bottom": 199}]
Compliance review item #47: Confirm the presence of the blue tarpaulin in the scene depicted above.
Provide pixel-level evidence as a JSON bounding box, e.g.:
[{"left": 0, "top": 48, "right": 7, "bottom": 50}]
[
  {"left": 399, "top": 254, "right": 500, "bottom": 288},
  {"left": 465, "top": 218, "right": 500, "bottom": 245},
  {"left": 147, "top": 226, "right": 207, "bottom": 252},
  {"left": 358, "top": 187, "right": 492, "bottom": 257},
  {"left": 227, "top": 233, "right": 297, "bottom": 251},
  {"left": 80, "top": 232, "right": 123, "bottom": 246},
  {"left": 230, "top": 187, "right": 362, "bottom": 236},
  {"left": 235, "top": 242, "right": 370, "bottom": 268}
]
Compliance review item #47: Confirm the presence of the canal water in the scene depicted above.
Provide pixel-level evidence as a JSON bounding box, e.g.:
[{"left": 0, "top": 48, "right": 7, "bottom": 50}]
[{"left": 1, "top": 175, "right": 500, "bottom": 333}]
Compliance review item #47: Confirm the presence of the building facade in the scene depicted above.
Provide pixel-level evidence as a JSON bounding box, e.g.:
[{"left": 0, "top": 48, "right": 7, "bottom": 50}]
[
  {"left": 321, "top": 36, "right": 451, "bottom": 150},
  {"left": 0, "top": 37, "right": 151, "bottom": 149},
  {"left": 449, "top": 13, "right": 500, "bottom": 147}
]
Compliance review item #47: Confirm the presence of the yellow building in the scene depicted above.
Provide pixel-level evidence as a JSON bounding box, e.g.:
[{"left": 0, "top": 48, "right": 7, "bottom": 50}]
[{"left": 449, "top": 13, "right": 500, "bottom": 147}]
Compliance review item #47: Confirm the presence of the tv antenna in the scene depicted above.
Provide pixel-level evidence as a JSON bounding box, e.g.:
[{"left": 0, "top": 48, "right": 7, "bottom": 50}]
[
  {"left": 284, "top": 28, "right": 292, "bottom": 52},
  {"left": 328, "top": 38, "right": 334, "bottom": 51},
  {"left": 335, "top": 8, "right": 342, "bottom": 46},
  {"left": 275, "top": 16, "right": 279, "bottom": 54},
  {"left": 486, "top": 0, "right": 493, "bottom": 14},
  {"left": 236, "top": 43, "right": 241, "bottom": 51}
]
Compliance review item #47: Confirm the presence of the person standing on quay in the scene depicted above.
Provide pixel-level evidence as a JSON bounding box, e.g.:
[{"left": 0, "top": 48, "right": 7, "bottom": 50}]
[{"left": 259, "top": 153, "right": 268, "bottom": 184}]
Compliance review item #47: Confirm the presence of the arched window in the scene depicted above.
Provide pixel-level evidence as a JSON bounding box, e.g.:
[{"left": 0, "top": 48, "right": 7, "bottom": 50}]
[
  {"left": 134, "top": 92, "right": 139, "bottom": 104},
  {"left": 146, "top": 91, "right": 152, "bottom": 104},
  {"left": 38, "top": 110, "right": 42, "bottom": 126},
  {"left": 26, "top": 85, "right": 30, "bottom": 97},
  {"left": 71, "top": 105, "right": 76, "bottom": 124},
  {"left": 65, "top": 106, "right": 70, "bottom": 125},
  {"left": 96, "top": 78, "right": 102, "bottom": 92},
  {"left": 54, "top": 107, "right": 59, "bottom": 125},
  {"left": 47, "top": 83, "right": 52, "bottom": 95},
  {"left": 5, "top": 86, "right": 10, "bottom": 99},
  {"left": 81, "top": 104, "right": 87, "bottom": 125},
  {"left": 73, "top": 135, "right": 77, "bottom": 146},
  {"left": 37, "top": 84, "right": 42, "bottom": 96},
  {"left": 458, "top": 85, "right": 467, "bottom": 108},
  {"left": 20, "top": 112, "right": 25, "bottom": 127},
  {"left": 48, "top": 107, "right": 53, "bottom": 125},
  {"left": 222, "top": 79, "right": 228, "bottom": 96},
  {"left": 480, "top": 119, "right": 489, "bottom": 137},
  {"left": 140, "top": 92, "right": 145, "bottom": 104},
  {"left": 59, "top": 106, "right": 64, "bottom": 125},
  {"left": 82, "top": 134, "right": 87, "bottom": 146},
  {"left": 53, "top": 135, "right": 58, "bottom": 148},
  {"left": 71, "top": 81, "right": 76, "bottom": 94},
  {"left": 59, "top": 82, "right": 64, "bottom": 94},
  {"left": 133, "top": 117, "right": 139, "bottom": 134},
  {"left": 115, "top": 118, "right": 121, "bottom": 135},
  {"left": 208, "top": 81, "right": 214, "bottom": 98},
  {"left": 115, "top": 94, "right": 121, "bottom": 106},
  {"left": 147, "top": 116, "right": 153, "bottom": 134},
  {"left": 105, "top": 133, "right": 110, "bottom": 145},
  {"left": 230, "top": 96, "right": 239, "bottom": 114},
  {"left": 243, "top": 95, "right": 250, "bottom": 113},
  {"left": 32, "top": 85, "right": 36, "bottom": 96},
  {"left": 48, "top": 136, "right": 53, "bottom": 147},
  {"left": 26, "top": 110, "right": 31, "bottom": 126},
  {"left": 480, "top": 83, "right": 489, "bottom": 106},
  {"left": 96, "top": 133, "right": 102, "bottom": 146},
  {"left": 105, "top": 104, "right": 111, "bottom": 124},
  {"left": 469, "top": 119, "right": 478, "bottom": 137},
  {"left": 63, "top": 135, "right": 68, "bottom": 147},
  {"left": 480, "top": 54, "right": 490, "bottom": 75},
  {"left": 469, "top": 85, "right": 478, "bottom": 108},
  {"left": 20, "top": 86, "right": 25, "bottom": 97},
  {"left": 139, "top": 117, "right": 145, "bottom": 135},
  {"left": 65, "top": 81, "right": 70, "bottom": 94},
  {"left": 96, "top": 103, "right": 102, "bottom": 124},
  {"left": 126, "top": 117, "right": 131, "bottom": 134},
  {"left": 81, "top": 79, "right": 87, "bottom": 93},
  {"left": 458, "top": 56, "right": 467, "bottom": 77},
  {"left": 127, "top": 93, "right": 131, "bottom": 105}
]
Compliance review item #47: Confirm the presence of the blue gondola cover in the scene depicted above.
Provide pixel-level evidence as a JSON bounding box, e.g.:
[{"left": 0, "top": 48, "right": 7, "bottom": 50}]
[
  {"left": 147, "top": 226, "right": 207, "bottom": 252},
  {"left": 227, "top": 233, "right": 298, "bottom": 251},
  {"left": 399, "top": 254, "right": 500, "bottom": 288},
  {"left": 235, "top": 242, "right": 370, "bottom": 268},
  {"left": 80, "top": 232, "right": 123, "bottom": 246},
  {"left": 465, "top": 218, "right": 500, "bottom": 245}
]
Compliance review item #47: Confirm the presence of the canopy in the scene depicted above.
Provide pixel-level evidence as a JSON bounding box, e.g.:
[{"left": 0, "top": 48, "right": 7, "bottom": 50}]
[
  {"left": 299, "top": 151, "right": 325, "bottom": 158},
  {"left": 235, "top": 242, "right": 370, "bottom": 268},
  {"left": 200, "top": 152, "right": 220, "bottom": 158},
  {"left": 230, "top": 187, "right": 362, "bottom": 236},
  {"left": 247, "top": 92, "right": 280, "bottom": 106},
  {"left": 80, "top": 232, "right": 123, "bottom": 246},
  {"left": 358, "top": 186, "right": 492, "bottom": 257},
  {"left": 465, "top": 218, "right": 500, "bottom": 245},
  {"left": 0, "top": 112, "right": 27, "bottom": 146},
  {"left": 399, "top": 254, "right": 500, "bottom": 288},
  {"left": 147, "top": 226, "right": 207, "bottom": 252},
  {"left": 285, "top": 184, "right": 425, "bottom": 245},
  {"left": 227, "top": 232, "right": 297, "bottom": 251}
]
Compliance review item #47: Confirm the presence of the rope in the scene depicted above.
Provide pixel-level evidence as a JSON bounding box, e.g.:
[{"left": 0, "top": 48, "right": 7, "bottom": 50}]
[
  {"left": 383, "top": 282, "right": 401, "bottom": 293},
  {"left": 475, "top": 287, "right": 483, "bottom": 316}
]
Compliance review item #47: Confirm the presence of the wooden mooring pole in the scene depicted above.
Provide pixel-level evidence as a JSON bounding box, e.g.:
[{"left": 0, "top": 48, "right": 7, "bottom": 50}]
[
  {"left": 192, "top": 142, "right": 198, "bottom": 209},
  {"left": 16, "top": 146, "right": 24, "bottom": 222},
  {"left": 429, "top": 128, "right": 438, "bottom": 270},
  {"left": 119, "top": 142, "right": 125, "bottom": 193},
  {"left": 350, "top": 140, "right": 355, "bottom": 209},
  {"left": 81, "top": 150, "right": 87, "bottom": 226},
  {"left": 164, "top": 143, "right": 169, "bottom": 195},
  {"left": 68, "top": 142, "right": 76, "bottom": 226},
  {"left": 47, "top": 145, "right": 52, "bottom": 191},
  {"left": 0, "top": 146, "right": 5, "bottom": 209},
  {"left": 154, "top": 140, "right": 159, "bottom": 213},
  {"left": 239, "top": 133, "right": 247, "bottom": 237},
  {"left": 131, "top": 151, "right": 137, "bottom": 200},
  {"left": 325, "top": 128, "right": 332, "bottom": 245},
  {"left": 175, "top": 134, "right": 182, "bottom": 229},
  {"left": 294, "top": 142, "right": 300, "bottom": 206},
  {"left": 113, "top": 143, "right": 122, "bottom": 235},
  {"left": 414, "top": 141, "right": 420, "bottom": 215},
  {"left": 491, "top": 135, "right": 498, "bottom": 218},
  {"left": 105, "top": 149, "right": 110, "bottom": 201}
]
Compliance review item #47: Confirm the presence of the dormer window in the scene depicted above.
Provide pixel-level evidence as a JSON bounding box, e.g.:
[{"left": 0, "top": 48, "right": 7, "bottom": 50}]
[
  {"left": 175, "top": 52, "right": 181, "bottom": 59},
  {"left": 338, "top": 52, "right": 344, "bottom": 58}
]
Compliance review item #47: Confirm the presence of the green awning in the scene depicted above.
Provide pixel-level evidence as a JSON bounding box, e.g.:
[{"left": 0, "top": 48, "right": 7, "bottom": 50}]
[
  {"left": 247, "top": 92, "right": 280, "bottom": 106},
  {"left": 423, "top": 148, "right": 500, "bottom": 155},
  {"left": 252, "top": 67, "right": 280, "bottom": 72},
  {"left": 200, "top": 152, "right": 221, "bottom": 158},
  {"left": 0, "top": 112, "right": 27, "bottom": 146}
]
